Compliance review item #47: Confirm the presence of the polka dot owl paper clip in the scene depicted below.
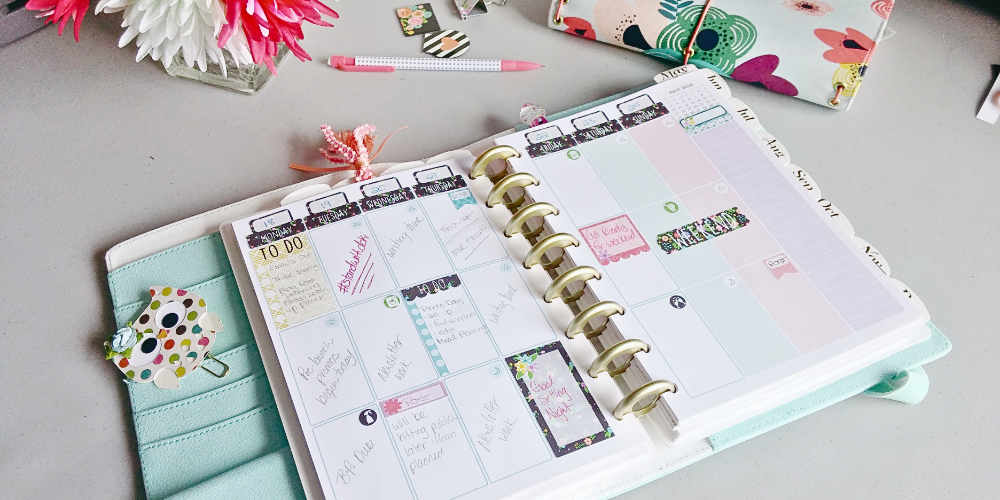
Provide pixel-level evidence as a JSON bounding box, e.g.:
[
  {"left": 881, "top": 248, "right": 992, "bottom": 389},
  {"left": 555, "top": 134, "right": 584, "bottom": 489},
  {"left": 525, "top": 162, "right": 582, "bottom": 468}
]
[{"left": 105, "top": 286, "right": 228, "bottom": 389}]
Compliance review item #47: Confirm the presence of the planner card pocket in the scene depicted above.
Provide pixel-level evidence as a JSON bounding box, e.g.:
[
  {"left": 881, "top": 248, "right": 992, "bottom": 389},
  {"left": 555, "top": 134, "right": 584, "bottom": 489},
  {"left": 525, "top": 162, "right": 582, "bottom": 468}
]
[
  {"left": 138, "top": 405, "right": 287, "bottom": 500},
  {"left": 128, "top": 343, "right": 265, "bottom": 413},
  {"left": 108, "top": 233, "right": 234, "bottom": 308},
  {"left": 160, "top": 447, "right": 305, "bottom": 500},
  {"left": 134, "top": 371, "right": 273, "bottom": 444}
]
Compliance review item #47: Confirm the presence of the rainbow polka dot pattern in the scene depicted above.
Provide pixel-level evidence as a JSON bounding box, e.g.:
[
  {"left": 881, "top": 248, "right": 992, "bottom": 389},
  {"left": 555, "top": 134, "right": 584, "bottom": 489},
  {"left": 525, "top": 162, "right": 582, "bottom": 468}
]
[{"left": 105, "top": 286, "right": 224, "bottom": 389}]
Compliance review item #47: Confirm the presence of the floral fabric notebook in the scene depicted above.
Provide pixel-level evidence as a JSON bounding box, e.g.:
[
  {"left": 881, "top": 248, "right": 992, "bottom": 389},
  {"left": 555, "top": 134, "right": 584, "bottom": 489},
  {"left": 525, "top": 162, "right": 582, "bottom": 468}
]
[{"left": 548, "top": 0, "right": 894, "bottom": 110}]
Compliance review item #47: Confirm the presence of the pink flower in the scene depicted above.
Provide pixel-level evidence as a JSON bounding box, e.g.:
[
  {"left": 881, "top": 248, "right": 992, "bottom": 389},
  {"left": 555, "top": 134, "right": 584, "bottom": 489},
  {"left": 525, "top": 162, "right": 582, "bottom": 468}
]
[
  {"left": 26, "top": 0, "right": 90, "bottom": 41},
  {"left": 382, "top": 398, "right": 403, "bottom": 416},
  {"left": 783, "top": 0, "right": 833, "bottom": 16},
  {"left": 218, "top": 0, "right": 339, "bottom": 74},
  {"left": 731, "top": 55, "right": 799, "bottom": 97},
  {"left": 584, "top": 437, "right": 592, "bottom": 445},
  {"left": 814, "top": 28, "right": 875, "bottom": 64}
]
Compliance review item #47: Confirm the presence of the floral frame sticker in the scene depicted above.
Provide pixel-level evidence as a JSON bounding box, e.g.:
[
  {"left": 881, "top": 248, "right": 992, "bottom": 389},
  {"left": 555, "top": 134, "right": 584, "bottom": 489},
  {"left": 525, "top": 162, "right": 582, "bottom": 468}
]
[
  {"left": 506, "top": 342, "right": 613, "bottom": 457},
  {"left": 395, "top": 4, "right": 440, "bottom": 36}
]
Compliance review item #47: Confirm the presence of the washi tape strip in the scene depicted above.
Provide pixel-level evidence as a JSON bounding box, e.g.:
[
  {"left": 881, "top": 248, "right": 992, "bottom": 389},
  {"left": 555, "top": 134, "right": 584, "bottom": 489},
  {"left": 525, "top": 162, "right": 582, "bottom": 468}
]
[{"left": 423, "top": 30, "right": 471, "bottom": 58}]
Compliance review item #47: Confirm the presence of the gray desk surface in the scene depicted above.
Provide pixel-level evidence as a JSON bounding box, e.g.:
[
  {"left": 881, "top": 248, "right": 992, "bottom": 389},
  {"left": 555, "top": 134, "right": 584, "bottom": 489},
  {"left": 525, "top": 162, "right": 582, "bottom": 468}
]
[{"left": 2, "top": 0, "right": 998, "bottom": 498}]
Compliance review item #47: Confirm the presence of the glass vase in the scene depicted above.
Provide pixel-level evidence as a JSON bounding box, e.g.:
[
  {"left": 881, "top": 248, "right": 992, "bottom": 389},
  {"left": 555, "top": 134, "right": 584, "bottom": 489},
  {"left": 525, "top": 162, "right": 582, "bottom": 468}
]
[{"left": 164, "top": 44, "right": 291, "bottom": 95}]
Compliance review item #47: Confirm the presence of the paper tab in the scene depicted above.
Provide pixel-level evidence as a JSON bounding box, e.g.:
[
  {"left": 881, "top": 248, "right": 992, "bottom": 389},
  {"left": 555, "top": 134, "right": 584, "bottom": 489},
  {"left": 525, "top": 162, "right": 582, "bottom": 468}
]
[
  {"left": 654, "top": 64, "right": 698, "bottom": 83},
  {"left": 757, "top": 131, "right": 791, "bottom": 166},
  {"left": 853, "top": 236, "right": 890, "bottom": 275},
  {"left": 728, "top": 98, "right": 762, "bottom": 131},
  {"left": 788, "top": 165, "right": 822, "bottom": 201},
  {"left": 817, "top": 198, "right": 855, "bottom": 237}
]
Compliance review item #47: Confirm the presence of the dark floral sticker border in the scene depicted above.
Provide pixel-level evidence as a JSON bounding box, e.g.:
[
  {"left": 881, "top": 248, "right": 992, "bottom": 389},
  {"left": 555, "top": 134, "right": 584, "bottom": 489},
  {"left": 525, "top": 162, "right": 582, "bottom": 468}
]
[{"left": 505, "top": 341, "right": 614, "bottom": 457}]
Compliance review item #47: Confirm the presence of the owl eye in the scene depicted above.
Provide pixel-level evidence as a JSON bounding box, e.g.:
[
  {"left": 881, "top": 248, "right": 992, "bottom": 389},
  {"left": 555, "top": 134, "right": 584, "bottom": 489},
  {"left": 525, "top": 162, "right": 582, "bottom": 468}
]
[
  {"left": 128, "top": 337, "right": 160, "bottom": 366},
  {"left": 156, "top": 301, "right": 186, "bottom": 330}
]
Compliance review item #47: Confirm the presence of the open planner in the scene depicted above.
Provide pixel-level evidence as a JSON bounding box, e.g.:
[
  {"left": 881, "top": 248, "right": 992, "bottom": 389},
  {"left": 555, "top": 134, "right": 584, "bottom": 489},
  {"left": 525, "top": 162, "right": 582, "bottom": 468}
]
[{"left": 213, "top": 67, "right": 933, "bottom": 500}]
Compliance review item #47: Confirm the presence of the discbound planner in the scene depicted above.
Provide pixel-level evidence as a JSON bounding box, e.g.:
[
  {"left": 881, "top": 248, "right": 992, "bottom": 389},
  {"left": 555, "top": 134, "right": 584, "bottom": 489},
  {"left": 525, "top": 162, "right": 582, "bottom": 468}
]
[{"left": 219, "top": 68, "right": 930, "bottom": 499}]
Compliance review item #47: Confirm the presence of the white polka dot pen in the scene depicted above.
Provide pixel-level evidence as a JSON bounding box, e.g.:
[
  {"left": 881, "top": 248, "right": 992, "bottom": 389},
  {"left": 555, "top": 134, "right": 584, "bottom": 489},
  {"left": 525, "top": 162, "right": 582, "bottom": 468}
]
[{"left": 328, "top": 55, "right": 543, "bottom": 72}]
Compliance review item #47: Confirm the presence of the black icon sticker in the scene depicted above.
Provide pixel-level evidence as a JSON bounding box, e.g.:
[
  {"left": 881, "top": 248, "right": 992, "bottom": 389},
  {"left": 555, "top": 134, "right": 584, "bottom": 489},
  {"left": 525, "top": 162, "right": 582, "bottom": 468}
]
[
  {"left": 359, "top": 408, "right": 378, "bottom": 426},
  {"left": 669, "top": 295, "right": 687, "bottom": 309}
]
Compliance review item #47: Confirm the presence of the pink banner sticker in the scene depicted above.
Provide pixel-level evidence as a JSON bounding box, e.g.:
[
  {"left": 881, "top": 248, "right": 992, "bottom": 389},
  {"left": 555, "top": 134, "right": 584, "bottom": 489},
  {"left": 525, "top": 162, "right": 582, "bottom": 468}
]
[
  {"left": 764, "top": 253, "right": 798, "bottom": 280},
  {"left": 380, "top": 382, "right": 448, "bottom": 416},
  {"left": 579, "top": 215, "right": 650, "bottom": 266}
]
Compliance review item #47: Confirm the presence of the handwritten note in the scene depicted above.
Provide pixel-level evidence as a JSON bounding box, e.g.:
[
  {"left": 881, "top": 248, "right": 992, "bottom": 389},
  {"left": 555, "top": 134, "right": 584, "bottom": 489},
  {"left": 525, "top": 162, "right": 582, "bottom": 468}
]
[
  {"left": 402, "top": 277, "right": 498, "bottom": 374},
  {"left": 445, "top": 362, "right": 551, "bottom": 480},
  {"left": 310, "top": 219, "right": 396, "bottom": 307},
  {"left": 382, "top": 383, "right": 486, "bottom": 499},
  {"left": 313, "top": 409, "right": 413, "bottom": 500},
  {"left": 249, "top": 235, "right": 338, "bottom": 329},
  {"left": 419, "top": 189, "right": 508, "bottom": 270},
  {"left": 366, "top": 203, "right": 453, "bottom": 286},
  {"left": 343, "top": 296, "right": 438, "bottom": 399},
  {"left": 278, "top": 314, "right": 371, "bottom": 424},
  {"left": 460, "top": 261, "right": 556, "bottom": 355}
]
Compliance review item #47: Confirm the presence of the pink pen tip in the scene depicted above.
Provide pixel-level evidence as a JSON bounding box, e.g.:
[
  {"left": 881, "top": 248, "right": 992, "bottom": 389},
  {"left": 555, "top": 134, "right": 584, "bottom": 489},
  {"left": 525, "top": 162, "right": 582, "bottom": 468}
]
[{"left": 500, "top": 60, "right": 544, "bottom": 72}]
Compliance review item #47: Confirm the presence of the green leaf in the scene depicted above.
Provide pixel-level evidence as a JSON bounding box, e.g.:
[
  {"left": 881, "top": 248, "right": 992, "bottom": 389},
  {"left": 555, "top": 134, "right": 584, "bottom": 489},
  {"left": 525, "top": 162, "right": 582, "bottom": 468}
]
[
  {"left": 527, "top": 371, "right": 533, "bottom": 379},
  {"left": 122, "top": 347, "right": 133, "bottom": 358}
]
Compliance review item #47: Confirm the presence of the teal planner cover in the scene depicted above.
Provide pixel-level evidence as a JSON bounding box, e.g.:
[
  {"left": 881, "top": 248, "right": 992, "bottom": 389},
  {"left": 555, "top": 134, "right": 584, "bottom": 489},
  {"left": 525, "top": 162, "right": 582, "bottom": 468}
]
[
  {"left": 108, "top": 234, "right": 306, "bottom": 500},
  {"left": 107, "top": 218, "right": 950, "bottom": 500}
]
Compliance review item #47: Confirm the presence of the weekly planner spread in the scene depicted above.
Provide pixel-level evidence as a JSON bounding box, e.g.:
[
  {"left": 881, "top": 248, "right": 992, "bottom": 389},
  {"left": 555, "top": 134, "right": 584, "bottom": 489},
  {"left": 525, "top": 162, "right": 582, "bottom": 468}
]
[
  {"left": 493, "top": 69, "right": 926, "bottom": 440},
  {"left": 228, "top": 160, "right": 651, "bottom": 500},
  {"left": 227, "top": 69, "right": 928, "bottom": 499}
]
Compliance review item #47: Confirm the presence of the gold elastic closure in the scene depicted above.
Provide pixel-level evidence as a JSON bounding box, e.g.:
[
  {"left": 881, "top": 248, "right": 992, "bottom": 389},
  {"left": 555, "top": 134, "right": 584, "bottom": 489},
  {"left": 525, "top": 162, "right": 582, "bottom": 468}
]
[
  {"left": 588, "top": 339, "right": 650, "bottom": 378},
  {"left": 829, "top": 83, "right": 845, "bottom": 106},
  {"left": 613, "top": 380, "right": 677, "bottom": 420},
  {"left": 553, "top": 0, "right": 568, "bottom": 24}
]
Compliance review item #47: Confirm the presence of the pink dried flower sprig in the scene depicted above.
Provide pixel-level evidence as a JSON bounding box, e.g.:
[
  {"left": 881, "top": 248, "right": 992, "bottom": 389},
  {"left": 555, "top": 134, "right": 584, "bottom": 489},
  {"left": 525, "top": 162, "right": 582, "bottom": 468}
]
[{"left": 290, "top": 125, "right": 408, "bottom": 182}]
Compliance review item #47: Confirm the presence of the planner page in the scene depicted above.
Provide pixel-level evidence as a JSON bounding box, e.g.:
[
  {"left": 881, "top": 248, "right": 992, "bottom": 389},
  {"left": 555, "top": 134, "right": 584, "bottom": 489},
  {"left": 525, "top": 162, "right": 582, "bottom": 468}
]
[
  {"left": 227, "top": 158, "right": 651, "bottom": 500},
  {"left": 493, "top": 70, "right": 927, "bottom": 439}
]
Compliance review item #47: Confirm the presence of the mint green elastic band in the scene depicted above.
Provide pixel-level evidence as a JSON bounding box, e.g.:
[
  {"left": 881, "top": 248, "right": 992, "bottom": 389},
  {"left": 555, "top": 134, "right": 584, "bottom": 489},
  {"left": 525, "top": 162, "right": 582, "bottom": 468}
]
[{"left": 862, "top": 367, "right": 929, "bottom": 404}]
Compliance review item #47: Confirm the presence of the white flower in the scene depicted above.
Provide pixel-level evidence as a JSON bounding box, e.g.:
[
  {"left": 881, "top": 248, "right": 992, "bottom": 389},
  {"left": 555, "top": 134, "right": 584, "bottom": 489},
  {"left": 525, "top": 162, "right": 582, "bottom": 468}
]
[{"left": 95, "top": 0, "right": 253, "bottom": 76}]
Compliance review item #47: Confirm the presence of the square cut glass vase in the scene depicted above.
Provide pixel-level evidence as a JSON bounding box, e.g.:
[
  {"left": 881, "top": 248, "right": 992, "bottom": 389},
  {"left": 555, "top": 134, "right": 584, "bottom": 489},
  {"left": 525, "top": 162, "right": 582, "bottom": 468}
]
[{"left": 164, "top": 44, "right": 290, "bottom": 95}]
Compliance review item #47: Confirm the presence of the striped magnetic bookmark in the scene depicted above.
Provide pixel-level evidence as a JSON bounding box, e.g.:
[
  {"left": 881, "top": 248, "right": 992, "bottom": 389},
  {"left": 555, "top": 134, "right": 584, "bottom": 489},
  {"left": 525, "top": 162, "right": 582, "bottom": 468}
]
[{"left": 423, "top": 30, "right": 471, "bottom": 58}]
